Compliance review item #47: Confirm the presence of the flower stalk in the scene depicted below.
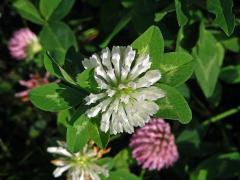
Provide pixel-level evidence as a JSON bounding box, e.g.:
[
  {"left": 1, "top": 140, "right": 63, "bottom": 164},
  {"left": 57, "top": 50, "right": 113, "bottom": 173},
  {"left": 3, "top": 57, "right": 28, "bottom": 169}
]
[{"left": 202, "top": 106, "right": 240, "bottom": 125}]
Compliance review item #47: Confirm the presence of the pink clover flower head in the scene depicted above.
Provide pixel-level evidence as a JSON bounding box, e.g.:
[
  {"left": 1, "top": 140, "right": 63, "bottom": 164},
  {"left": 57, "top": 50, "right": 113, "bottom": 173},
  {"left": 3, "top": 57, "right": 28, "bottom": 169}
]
[
  {"left": 8, "top": 28, "right": 41, "bottom": 60},
  {"left": 15, "top": 73, "right": 49, "bottom": 102},
  {"left": 129, "top": 118, "right": 179, "bottom": 171}
]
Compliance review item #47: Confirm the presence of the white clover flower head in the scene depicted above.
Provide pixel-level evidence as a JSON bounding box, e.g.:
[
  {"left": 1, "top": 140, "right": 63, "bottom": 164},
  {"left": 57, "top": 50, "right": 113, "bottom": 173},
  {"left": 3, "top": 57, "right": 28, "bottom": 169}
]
[
  {"left": 47, "top": 141, "right": 109, "bottom": 180},
  {"left": 83, "top": 46, "right": 165, "bottom": 135}
]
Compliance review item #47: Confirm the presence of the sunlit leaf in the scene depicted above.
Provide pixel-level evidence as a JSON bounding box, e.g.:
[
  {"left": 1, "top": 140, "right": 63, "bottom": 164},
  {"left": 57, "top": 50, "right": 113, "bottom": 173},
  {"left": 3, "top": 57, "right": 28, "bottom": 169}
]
[
  {"left": 159, "top": 52, "right": 194, "bottom": 87},
  {"left": 132, "top": 25, "right": 164, "bottom": 69},
  {"left": 193, "top": 23, "right": 225, "bottom": 97},
  {"left": 29, "top": 83, "right": 82, "bottom": 112}
]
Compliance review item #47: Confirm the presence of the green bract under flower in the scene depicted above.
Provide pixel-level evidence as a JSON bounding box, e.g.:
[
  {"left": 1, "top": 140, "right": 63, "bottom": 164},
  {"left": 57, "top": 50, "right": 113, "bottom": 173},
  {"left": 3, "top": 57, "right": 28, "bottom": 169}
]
[
  {"left": 27, "top": 38, "right": 42, "bottom": 59},
  {"left": 83, "top": 46, "right": 165, "bottom": 134}
]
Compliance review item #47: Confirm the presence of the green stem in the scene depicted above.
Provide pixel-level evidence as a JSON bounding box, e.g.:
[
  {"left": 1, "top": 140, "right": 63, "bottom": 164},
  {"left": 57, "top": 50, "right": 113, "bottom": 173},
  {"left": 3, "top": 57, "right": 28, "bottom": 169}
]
[
  {"left": 140, "top": 169, "right": 146, "bottom": 179},
  {"left": 202, "top": 106, "right": 240, "bottom": 125}
]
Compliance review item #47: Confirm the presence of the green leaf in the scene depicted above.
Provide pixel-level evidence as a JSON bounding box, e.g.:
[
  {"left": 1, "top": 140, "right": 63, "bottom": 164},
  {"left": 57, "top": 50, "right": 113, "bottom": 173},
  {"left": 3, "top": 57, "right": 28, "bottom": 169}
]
[
  {"left": 193, "top": 23, "right": 225, "bottom": 97},
  {"left": 177, "top": 129, "right": 200, "bottom": 148},
  {"left": 176, "top": 83, "right": 190, "bottom": 99},
  {"left": 57, "top": 109, "right": 70, "bottom": 128},
  {"left": 64, "top": 47, "right": 84, "bottom": 78},
  {"left": 207, "top": 0, "right": 235, "bottom": 36},
  {"left": 220, "top": 65, "right": 240, "bottom": 84},
  {"left": 67, "top": 108, "right": 109, "bottom": 152},
  {"left": 100, "top": 14, "right": 132, "bottom": 48},
  {"left": 76, "top": 69, "right": 99, "bottom": 92},
  {"left": 44, "top": 52, "right": 62, "bottom": 78},
  {"left": 39, "top": 0, "right": 61, "bottom": 20},
  {"left": 88, "top": 119, "right": 110, "bottom": 149},
  {"left": 57, "top": 109, "right": 70, "bottom": 135},
  {"left": 67, "top": 126, "right": 89, "bottom": 152},
  {"left": 175, "top": 0, "right": 188, "bottom": 26},
  {"left": 29, "top": 83, "right": 83, "bottom": 112},
  {"left": 207, "top": 82, "right": 222, "bottom": 107},
  {"left": 76, "top": 69, "right": 93, "bottom": 89},
  {"left": 159, "top": 52, "right": 194, "bottom": 87},
  {"left": 154, "top": 12, "right": 167, "bottom": 22},
  {"left": 44, "top": 52, "right": 77, "bottom": 85},
  {"left": 67, "top": 109, "right": 90, "bottom": 152},
  {"left": 156, "top": 84, "right": 192, "bottom": 124},
  {"left": 132, "top": 25, "right": 164, "bottom": 69},
  {"left": 49, "top": 0, "right": 76, "bottom": 21},
  {"left": 191, "top": 152, "right": 240, "bottom": 180},
  {"left": 13, "top": 0, "right": 44, "bottom": 25},
  {"left": 221, "top": 37, "right": 240, "bottom": 52},
  {"left": 114, "top": 149, "right": 133, "bottom": 170},
  {"left": 154, "top": 3, "right": 175, "bottom": 22},
  {"left": 177, "top": 128, "right": 203, "bottom": 157},
  {"left": 121, "top": 0, "right": 134, "bottom": 8},
  {"left": 176, "top": 27, "right": 185, "bottom": 52},
  {"left": 97, "top": 157, "right": 115, "bottom": 171},
  {"left": 102, "top": 169, "right": 140, "bottom": 180},
  {"left": 40, "top": 22, "right": 77, "bottom": 65}
]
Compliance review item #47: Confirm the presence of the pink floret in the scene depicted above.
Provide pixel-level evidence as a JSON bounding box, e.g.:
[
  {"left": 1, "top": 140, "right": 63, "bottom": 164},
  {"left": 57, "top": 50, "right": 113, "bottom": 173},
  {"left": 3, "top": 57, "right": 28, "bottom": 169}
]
[{"left": 129, "top": 118, "right": 179, "bottom": 171}]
